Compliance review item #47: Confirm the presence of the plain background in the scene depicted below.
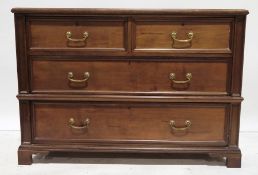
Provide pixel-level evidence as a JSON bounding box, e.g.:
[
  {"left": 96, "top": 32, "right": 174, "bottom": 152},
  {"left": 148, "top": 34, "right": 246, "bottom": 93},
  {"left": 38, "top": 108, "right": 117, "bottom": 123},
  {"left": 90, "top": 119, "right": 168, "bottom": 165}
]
[{"left": 0, "top": 0, "right": 257, "bottom": 133}]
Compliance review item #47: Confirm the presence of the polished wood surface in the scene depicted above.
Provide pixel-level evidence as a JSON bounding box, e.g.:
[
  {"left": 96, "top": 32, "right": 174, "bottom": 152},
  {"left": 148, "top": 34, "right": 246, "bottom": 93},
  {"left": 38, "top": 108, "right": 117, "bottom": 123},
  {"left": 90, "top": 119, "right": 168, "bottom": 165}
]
[
  {"left": 31, "top": 59, "right": 229, "bottom": 94},
  {"left": 134, "top": 19, "right": 231, "bottom": 52},
  {"left": 29, "top": 18, "right": 126, "bottom": 51},
  {"left": 17, "top": 94, "right": 243, "bottom": 103},
  {"left": 11, "top": 8, "right": 249, "bottom": 15},
  {"left": 12, "top": 8, "right": 248, "bottom": 168},
  {"left": 33, "top": 102, "right": 227, "bottom": 144}
]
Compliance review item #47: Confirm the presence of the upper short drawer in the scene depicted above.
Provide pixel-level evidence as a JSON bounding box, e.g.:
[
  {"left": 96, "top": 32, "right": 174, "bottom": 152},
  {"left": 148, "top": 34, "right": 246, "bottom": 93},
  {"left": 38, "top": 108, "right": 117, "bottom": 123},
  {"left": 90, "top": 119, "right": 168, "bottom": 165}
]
[
  {"left": 133, "top": 18, "right": 233, "bottom": 54},
  {"left": 28, "top": 17, "right": 127, "bottom": 54}
]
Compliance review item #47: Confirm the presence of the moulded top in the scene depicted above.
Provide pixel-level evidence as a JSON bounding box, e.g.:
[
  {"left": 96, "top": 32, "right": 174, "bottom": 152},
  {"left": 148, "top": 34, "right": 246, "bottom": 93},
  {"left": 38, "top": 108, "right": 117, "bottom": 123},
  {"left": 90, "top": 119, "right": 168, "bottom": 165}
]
[{"left": 11, "top": 8, "right": 249, "bottom": 16}]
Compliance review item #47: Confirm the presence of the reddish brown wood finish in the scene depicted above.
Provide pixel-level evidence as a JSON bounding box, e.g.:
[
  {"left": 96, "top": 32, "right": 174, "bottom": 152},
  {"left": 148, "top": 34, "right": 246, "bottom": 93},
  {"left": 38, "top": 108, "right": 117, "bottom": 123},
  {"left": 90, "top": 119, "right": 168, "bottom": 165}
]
[
  {"left": 11, "top": 8, "right": 249, "bottom": 16},
  {"left": 12, "top": 8, "right": 248, "bottom": 168},
  {"left": 33, "top": 102, "right": 227, "bottom": 144},
  {"left": 226, "top": 153, "right": 242, "bottom": 168},
  {"left": 29, "top": 18, "right": 127, "bottom": 51},
  {"left": 134, "top": 18, "right": 232, "bottom": 53},
  {"left": 18, "top": 148, "right": 32, "bottom": 165},
  {"left": 31, "top": 59, "right": 229, "bottom": 95}
]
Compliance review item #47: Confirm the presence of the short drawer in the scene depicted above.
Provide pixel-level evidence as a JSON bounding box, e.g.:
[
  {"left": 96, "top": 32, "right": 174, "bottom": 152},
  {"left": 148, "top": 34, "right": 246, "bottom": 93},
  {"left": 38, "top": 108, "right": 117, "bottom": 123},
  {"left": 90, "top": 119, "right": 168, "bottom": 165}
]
[
  {"left": 32, "top": 102, "right": 228, "bottom": 146},
  {"left": 28, "top": 17, "right": 127, "bottom": 53},
  {"left": 133, "top": 18, "right": 232, "bottom": 53},
  {"left": 31, "top": 59, "right": 229, "bottom": 95}
]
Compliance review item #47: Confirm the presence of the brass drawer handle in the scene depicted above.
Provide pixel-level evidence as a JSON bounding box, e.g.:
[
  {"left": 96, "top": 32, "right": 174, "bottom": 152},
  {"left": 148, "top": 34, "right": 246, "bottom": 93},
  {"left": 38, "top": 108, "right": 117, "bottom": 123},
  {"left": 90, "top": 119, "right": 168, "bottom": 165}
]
[
  {"left": 66, "top": 31, "right": 89, "bottom": 42},
  {"left": 69, "top": 118, "right": 90, "bottom": 129},
  {"left": 169, "top": 73, "right": 192, "bottom": 84},
  {"left": 170, "top": 120, "right": 191, "bottom": 131},
  {"left": 171, "top": 31, "right": 194, "bottom": 43},
  {"left": 68, "top": 72, "right": 90, "bottom": 83}
]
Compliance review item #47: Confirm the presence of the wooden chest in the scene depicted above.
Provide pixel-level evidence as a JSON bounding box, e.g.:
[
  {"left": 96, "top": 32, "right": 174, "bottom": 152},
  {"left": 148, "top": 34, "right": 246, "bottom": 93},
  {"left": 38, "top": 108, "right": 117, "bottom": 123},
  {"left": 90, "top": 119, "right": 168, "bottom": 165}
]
[{"left": 12, "top": 8, "right": 248, "bottom": 168}]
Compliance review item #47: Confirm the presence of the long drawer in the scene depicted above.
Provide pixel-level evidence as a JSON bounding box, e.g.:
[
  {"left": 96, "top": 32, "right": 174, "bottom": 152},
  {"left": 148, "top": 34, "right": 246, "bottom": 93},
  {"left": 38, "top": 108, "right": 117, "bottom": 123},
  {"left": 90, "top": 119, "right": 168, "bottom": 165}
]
[
  {"left": 31, "top": 59, "right": 229, "bottom": 95},
  {"left": 32, "top": 102, "right": 229, "bottom": 146}
]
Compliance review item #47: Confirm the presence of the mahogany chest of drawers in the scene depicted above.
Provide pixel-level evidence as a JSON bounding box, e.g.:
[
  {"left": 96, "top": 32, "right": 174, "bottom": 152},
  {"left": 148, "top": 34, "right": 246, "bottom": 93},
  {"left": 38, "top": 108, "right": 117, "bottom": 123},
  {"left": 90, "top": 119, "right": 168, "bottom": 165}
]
[{"left": 12, "top": 8, "right": 248, "bottom": 168}]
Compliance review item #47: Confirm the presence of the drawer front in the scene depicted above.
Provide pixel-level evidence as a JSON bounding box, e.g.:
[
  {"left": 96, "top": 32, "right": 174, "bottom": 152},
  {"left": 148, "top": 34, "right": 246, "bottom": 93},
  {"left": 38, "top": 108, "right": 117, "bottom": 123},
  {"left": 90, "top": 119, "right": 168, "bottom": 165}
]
[
  {"left": 31, "top": 59, "right": 229, "bottom": 95},
  {"left": 28, "top": 18, "right": 127, "bottom": 52},
  {"left": 33, "top": 102, "right": 228, "bottom": 145},
  {"left": 134, "top": 18, "right": 232, "bottom": 53}
]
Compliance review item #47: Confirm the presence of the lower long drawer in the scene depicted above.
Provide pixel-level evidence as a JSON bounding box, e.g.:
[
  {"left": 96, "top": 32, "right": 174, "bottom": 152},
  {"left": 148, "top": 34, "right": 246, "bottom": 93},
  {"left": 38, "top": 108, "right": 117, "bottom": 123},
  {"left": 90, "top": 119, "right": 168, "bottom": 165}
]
[{"left": 32, "top": 102, "right": 229, "bottom": 146}]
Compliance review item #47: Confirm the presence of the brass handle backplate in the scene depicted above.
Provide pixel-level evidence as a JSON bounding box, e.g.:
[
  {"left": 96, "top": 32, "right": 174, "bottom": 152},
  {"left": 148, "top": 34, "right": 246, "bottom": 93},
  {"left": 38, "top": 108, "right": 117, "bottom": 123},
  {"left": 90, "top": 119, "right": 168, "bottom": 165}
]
[
  {"left": 169, "top": 73, "right": 192, "bottom": 84},
  {"left": 170, "top": 120, "right": 191, "bottom": 131},
  {"left": 68, "top": 118, "right": 90, "bottom": 129},
  {"left": 66, "top": 31, "right": 89, "bottom": 42},
  {"left": 171, "top": 31, "right": 194, "bottom": 43},
  {"left": 68, "top": 72, "right": 90, "bottom": 83}
]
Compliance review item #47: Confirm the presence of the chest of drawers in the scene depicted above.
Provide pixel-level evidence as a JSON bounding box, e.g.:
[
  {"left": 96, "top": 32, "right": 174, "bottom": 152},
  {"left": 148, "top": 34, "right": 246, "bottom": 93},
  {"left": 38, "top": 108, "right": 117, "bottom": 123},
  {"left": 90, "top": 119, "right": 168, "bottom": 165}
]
[{"left": 12, "top": 8, "right": 248, "bottom": 168}]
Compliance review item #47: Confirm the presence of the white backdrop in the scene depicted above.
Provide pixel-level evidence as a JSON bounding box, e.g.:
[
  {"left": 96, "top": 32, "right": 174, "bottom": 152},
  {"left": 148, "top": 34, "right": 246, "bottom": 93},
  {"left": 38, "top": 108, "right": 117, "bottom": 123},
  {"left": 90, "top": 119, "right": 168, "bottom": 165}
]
[{"left": 0, "top": 0, "right": 257, "bottom": 131}]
